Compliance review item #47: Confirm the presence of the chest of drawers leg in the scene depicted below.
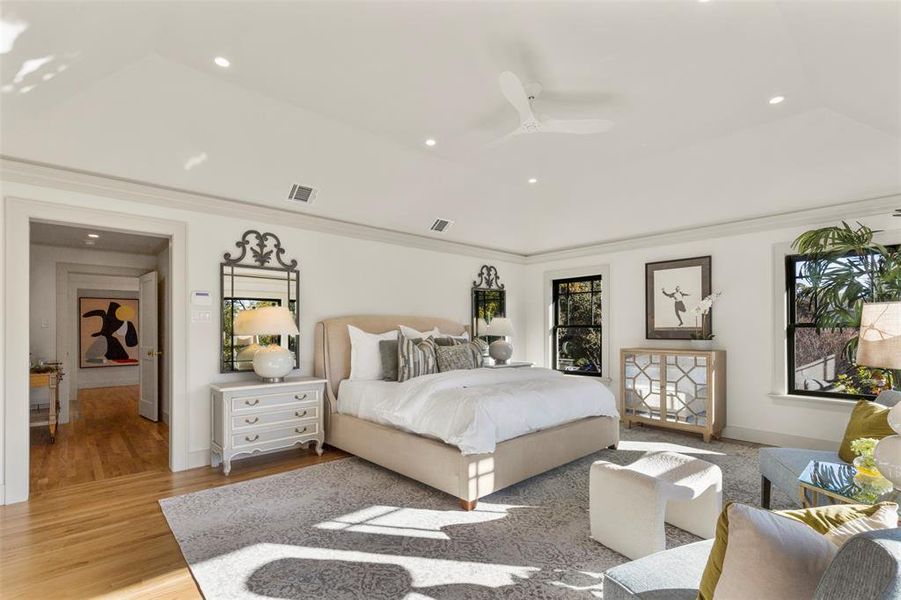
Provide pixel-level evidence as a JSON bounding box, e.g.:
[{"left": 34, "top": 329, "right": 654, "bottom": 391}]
[{"left": 210, "top": 378, "right": 327, "bottom": 475}]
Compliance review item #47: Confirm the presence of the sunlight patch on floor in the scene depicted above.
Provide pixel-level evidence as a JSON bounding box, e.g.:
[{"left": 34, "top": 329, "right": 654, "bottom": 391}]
[
  {"left": 617, "top": 440, "right": 725, "bottom": 455},
  {"left": 204, "top": 543, "right": 540, "bottom": 595},
  {"left": 548, "top": 568, "right": 604, "bottom": 597},
  {"left": 314, "top": 502, "right": 526, "bottom": 540}
]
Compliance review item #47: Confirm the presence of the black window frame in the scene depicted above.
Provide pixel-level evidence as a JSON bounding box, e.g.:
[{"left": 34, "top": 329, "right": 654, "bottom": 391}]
[
  {"left": 552, "top": 274, "right": 604, "bottom": 377},
  {"left": 785, "top": 253, "right": 876, "bottom": 401}
]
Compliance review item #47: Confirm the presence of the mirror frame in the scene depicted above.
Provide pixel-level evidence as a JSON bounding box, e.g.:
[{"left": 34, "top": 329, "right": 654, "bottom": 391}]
[
  {"left": 220, "top": 230, "right": 300, "bottom": 373},
  {"left": 471, "top": 265, "right": 506, "bottom": 338}
]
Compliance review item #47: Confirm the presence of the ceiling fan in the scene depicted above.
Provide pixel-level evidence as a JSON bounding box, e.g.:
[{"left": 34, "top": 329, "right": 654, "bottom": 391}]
[{"left": 492, "top": 71, "right": 614, "bottom": 143}]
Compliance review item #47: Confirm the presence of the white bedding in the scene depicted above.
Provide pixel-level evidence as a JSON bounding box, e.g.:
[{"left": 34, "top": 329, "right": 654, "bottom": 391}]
[{"left": 337, "top": 367, "right": 619, "bottom": 454}]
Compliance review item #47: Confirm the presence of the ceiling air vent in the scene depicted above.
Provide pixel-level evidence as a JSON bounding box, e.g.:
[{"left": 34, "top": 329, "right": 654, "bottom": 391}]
[
  {"left": 430, "top": 218, "right": 454, "bottom": 233},
  {"left": 288, "top": 184, "right": 316, "bottom": 204}
]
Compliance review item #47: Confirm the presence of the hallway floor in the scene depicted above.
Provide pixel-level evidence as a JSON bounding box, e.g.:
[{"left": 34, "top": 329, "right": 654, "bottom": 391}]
[{"left": 29, "top": 385, "right": 169, "bottom": 495}]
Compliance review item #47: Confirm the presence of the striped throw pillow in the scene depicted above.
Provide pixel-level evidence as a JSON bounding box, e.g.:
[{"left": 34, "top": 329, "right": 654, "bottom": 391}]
[{"left": 397, "top": 333, "right": 437, "bottom": 382}]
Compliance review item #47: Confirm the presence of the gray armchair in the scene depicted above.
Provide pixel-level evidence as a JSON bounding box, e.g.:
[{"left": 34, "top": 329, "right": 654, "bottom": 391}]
[
  {"left": 758, "top": 389, "right": 901, "bottom": 508},
  {"left": 603, "top": 528, "right": 901, "bottom": 600}
]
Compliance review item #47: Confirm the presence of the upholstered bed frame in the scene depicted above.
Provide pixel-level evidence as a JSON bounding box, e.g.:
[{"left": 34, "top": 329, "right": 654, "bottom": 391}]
[{"left": 313, "top": 315, "right": 619, "bottom": 510}]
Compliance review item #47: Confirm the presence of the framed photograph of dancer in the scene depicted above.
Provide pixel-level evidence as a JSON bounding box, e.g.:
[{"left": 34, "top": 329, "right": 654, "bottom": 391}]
[{"left": 645, "top": 256, "right": 711, "bottom": 340}]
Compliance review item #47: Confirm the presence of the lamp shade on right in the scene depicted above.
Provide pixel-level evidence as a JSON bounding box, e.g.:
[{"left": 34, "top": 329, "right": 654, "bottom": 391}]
[
  {"left": 487, "top": 317, "right": 515, "bottom": 337},
  {"left": 856, "top": 302, "right": 901, "bottom": 369}
]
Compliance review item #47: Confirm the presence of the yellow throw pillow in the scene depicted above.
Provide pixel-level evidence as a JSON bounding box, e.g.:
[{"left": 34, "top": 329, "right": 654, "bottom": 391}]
[
  {"left": 838, "top": 400, "right": 894, "bottom": 463},
  {"left": 696, "top": 502, "right": 899, "bottom": 600}
]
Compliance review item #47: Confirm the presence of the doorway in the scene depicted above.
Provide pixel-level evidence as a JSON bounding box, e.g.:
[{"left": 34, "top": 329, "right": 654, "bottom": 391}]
[{"left": 28, "top": 222, "right": 171, "bottom": 494}]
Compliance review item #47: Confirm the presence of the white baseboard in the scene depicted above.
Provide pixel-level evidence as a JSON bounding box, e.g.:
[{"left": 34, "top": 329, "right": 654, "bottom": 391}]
[
  {"left": 0, "top": 483, "right": 4, "bottom": 505},
  {"left": 162, "top": 411, "right": 170, "bottom": 425},
  {"left": 722, "top": 425, "right": 838, "bottom": 450},
  {"left": 188, "top": 449, "right": 210, "bottom": 469}
]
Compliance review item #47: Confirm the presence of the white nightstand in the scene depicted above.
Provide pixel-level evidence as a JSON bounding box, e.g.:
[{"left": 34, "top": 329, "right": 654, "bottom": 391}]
[
  {"left": 484, "top": 361, "right": 533, "bottom": 369},
  {"left": 210, "top": 376, "right": 326, "bottom": 475}
]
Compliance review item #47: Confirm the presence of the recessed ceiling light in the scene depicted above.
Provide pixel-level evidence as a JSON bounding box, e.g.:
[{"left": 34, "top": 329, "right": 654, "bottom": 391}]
[
  {"left": 424, "top": 138, "right": 437, "bottom": 147},
  {"left": 528, "top": 178, "right": 538, "bottom": 184},
  {"left": 214, "top": 56, "right": 230, "bottom": 68},
  {"left": 769, "top": 95, "right": 785, "bottom": 105},
  {"left": 87, "top": 233, "right": 100, "bottom": 238}
]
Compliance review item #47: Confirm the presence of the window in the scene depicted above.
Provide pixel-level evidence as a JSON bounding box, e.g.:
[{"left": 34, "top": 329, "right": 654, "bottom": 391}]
[
  {"left": 786, "top": 253, "right": 874, "bottom": 400},
  {"left": 552, "top": 275, "right": 603, "bottom": 376}
]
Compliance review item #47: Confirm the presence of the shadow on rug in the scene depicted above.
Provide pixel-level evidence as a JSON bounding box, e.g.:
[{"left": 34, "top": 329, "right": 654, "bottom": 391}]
[{"left": 160, "top": 425, "right": 793, "bottom": 599}]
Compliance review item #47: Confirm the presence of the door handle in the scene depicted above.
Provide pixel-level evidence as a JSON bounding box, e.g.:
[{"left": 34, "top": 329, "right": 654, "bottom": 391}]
[{"left": 146, "top": 350, "right": 163, "bottom": 358}]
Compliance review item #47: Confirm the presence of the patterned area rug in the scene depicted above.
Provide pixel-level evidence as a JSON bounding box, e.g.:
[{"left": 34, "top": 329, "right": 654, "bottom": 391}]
[{"left": 160, "top": 426, "right": 794, "bottom": 599}]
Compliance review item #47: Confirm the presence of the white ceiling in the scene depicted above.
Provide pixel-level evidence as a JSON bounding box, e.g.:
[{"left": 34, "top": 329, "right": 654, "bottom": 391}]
[
  {"left": 30, "top": 222, "right": 169, "bottom": 255},
  {"left": 2, "top": 1, "right": 899, "bottom": 254}
]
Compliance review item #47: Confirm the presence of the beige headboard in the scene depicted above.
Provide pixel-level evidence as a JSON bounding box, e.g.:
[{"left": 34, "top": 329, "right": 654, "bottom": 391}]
[{"left": 314, "top": 315, "right": 468, "bottom": 412}]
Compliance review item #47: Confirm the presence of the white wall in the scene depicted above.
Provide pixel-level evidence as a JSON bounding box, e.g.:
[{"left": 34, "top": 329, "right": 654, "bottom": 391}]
[
  {"left": 3, "top": 180, "right": 526, "bottom": 500},
  {"left": 522, "top": 216, "right": 901, "bottom": 448}
]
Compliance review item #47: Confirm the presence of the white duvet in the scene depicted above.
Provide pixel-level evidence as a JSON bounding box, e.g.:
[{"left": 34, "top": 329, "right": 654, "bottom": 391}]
[{"left": 338, "top": 368, "right": 619, "bottom": 454}]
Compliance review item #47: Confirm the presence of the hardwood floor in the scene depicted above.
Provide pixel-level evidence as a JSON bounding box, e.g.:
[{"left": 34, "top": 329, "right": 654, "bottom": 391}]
[
  {"left": 4, "top": 441, "right": 349, "bottom": 598},
  {"left": 30, "top": 386, "right": 169, "bottom": 494}
]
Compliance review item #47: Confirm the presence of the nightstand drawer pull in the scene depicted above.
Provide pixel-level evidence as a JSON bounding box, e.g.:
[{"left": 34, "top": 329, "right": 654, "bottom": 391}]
[
  {"left": 245, "top": 416, "right": 259, "bottom": 424},
  {"left": 295, "top": 393, "right": 308, "bottom": 401},
  {"left": 245, "top": 398, "right": 260, "bottom": 407},
  {"left": 245, "top": 434, "right": 260, "bottom": 442},
  {"left": 295, "top": 410, "right": 307, "bottom": 418},
  {"left": 295, "top": 426, "right": 308, "bottom": 434}
]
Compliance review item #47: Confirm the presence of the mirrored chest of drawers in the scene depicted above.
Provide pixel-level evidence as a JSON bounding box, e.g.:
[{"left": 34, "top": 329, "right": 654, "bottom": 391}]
[
  {"left": 620, "top": 348, "right": 726, "bottom": 442},
  {"left": 210, "top": 377, "right": 326, "bottom": 475}
]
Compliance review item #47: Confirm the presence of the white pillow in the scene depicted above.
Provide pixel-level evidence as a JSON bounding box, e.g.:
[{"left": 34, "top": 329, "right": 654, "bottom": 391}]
[
  {"left": 715, "top": 503, "right": 838, "bottom": 599},
  {"left": 398, "top": 325, "right": 468, "bottom": 340},
  {"left": 398, "top": 325, "right": 440, "bottom": 339},
  {"left": 348, "top": 325, "right": 397, "bottom": 380}
]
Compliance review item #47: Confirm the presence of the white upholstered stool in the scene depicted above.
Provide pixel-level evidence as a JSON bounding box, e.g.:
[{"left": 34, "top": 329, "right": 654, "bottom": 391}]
[{"left": 589, "top": 451, "right": 722, "bottom": 560}]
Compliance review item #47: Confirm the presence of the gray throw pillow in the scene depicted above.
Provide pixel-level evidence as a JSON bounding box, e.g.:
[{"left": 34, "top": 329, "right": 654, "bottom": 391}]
[
  {"left": 436, "top": 344, "right": 475, "bottom": 372},
  {"left": 397, "top": 333, "right": 438, "bottom": 382},
  {"left": 379, "top": 339, "right": 399, "bottom": 381}
]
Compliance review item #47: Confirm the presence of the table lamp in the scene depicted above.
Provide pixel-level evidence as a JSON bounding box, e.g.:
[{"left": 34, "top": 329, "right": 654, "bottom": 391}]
[
  {"left": 486, "top": 317, "right": 515, "bottom": 365},
  {"left": 858, "top": 302, "right": 901, "bottom": 488},
  {"left": 234, "top": 306, "right": 299, "bottom": 382}
]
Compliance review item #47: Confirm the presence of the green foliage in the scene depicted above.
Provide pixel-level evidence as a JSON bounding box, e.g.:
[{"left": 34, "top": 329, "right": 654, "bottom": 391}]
[{"left": 792, "top": 221, "right": 901, "bottom": 364}]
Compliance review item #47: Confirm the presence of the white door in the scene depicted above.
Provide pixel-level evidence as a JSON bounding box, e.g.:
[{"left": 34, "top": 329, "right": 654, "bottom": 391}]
[{"left": 139, "top": 271, "right": 159, "bottom": 421}]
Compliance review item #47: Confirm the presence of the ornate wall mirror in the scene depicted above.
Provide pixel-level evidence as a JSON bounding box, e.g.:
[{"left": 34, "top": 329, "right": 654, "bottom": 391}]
[
  {"left": 471, "top": 265, "right": 506, "bottom": 339},
  {"left": 220, "top": 231, "right": 299, "bottom": 373}
]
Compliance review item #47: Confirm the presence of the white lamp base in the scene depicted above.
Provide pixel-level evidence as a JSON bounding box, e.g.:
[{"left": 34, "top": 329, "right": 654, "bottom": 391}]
[
  {"left": 489, "top": 340, "right": 513, "bottom": 365},
  {"left": 252, "top": 344, "right": 294, "bottom": 382}
]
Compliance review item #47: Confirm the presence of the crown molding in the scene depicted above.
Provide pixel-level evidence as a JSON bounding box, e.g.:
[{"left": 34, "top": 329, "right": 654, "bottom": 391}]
[
  {"left": 3, "top": 157, "right": 898, "bottom": 266},
  {"left": 523, "top": 192, "right": 901, "bottom": 264},
  {"left": 0, "top": 157, "right": 528, "bottom": 264}
]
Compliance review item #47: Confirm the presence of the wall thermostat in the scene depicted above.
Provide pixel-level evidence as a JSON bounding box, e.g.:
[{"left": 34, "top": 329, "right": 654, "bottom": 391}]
[{"left": 191, "top": 290, "right": 212, "bottom": 306}]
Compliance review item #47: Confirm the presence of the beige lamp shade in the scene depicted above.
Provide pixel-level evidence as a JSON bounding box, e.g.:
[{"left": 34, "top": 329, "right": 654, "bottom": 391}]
[
  {"left": 487, "top": 317, "right": 515, "bottom": 337},
  {"left": 476, "top": 318, "right": 490, "bottom": 336},
  {"left": 234, "top": 306, "right": 299, "bottom": 336},
  {"left": 857, "top": 302, "right": 901, "bottom": 369}
]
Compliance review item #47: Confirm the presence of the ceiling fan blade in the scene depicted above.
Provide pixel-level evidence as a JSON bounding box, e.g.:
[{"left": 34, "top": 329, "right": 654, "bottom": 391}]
[
  {"left": 486, "top": 125, "right": 529, "bottom": 147},
  {"left": 498, "top": 71, "right": 535, "bottom": 124},
  {"left": 541, "top": 118, "right": 614, "bottom": 135}
]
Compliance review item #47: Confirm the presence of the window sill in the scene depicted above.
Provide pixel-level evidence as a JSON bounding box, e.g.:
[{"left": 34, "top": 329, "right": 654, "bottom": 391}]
[{"left": 767, "top": 393, "right": 857, "bottom": 408}]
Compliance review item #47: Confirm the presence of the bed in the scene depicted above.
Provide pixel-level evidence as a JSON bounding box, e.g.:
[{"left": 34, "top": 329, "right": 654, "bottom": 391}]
[{"left": 313, "top": 315, "right": 620, "bottom": 510}]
